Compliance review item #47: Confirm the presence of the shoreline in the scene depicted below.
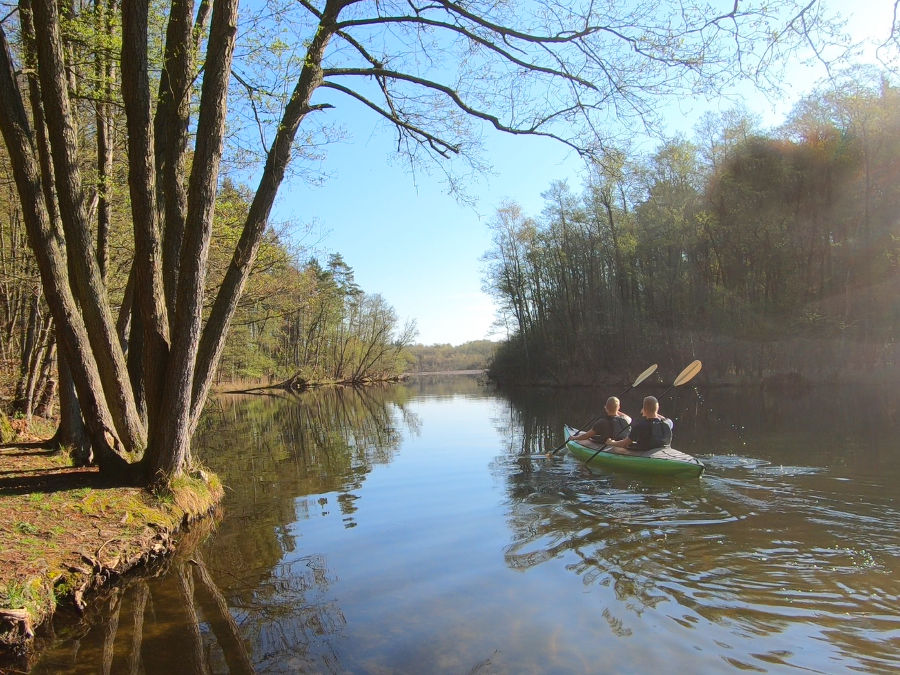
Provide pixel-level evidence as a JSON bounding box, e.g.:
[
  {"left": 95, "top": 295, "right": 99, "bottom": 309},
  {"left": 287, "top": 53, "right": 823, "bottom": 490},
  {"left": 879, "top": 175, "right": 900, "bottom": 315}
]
[{"left": 0, "top": 438, "right": 223, "bottom": 669}]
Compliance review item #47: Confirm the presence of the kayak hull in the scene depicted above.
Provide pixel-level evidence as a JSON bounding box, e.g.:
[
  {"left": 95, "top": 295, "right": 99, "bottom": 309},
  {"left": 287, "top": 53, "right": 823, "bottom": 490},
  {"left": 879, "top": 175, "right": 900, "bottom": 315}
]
[{"left": 563, "top": 425, "right": 704, "bottom": 477}]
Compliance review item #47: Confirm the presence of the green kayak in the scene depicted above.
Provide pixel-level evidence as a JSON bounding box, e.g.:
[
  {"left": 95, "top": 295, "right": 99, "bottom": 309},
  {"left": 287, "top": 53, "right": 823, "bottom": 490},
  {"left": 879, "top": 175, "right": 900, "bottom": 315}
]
[{"left": 563, "top": 425, "right": 704, "bottom": 477}]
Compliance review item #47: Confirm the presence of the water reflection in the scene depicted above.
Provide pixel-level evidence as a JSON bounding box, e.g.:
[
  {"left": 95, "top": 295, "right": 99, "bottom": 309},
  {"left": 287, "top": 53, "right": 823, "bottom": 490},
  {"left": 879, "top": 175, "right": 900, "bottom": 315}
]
[
  {"left": 30, "top": 520, "right": 260, "bottom": 674},
  {"left": 31, "top": 385, "right": 417, "bottom": 673},
  {"left": 195, "top": 386, "right": 421, "bottom": 671},
  {"left": 25, "top": 379, "right": 900, "bottom": 674}
]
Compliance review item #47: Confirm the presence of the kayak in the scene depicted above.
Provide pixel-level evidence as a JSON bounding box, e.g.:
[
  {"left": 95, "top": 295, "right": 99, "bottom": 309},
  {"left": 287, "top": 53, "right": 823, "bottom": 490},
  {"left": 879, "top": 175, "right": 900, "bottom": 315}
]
[{"left": 563, "top": 425, "right": 704, "bottom": 477}]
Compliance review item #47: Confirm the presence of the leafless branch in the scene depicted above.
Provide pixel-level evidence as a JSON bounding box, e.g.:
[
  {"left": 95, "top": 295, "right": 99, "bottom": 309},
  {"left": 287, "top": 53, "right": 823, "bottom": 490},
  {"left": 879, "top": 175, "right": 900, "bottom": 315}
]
[
  {"left": 334, "top": 14, "right": 598, "bottom": 90},
  {"left": 319, "top": 81, "right": 460, "bottom": 156}
]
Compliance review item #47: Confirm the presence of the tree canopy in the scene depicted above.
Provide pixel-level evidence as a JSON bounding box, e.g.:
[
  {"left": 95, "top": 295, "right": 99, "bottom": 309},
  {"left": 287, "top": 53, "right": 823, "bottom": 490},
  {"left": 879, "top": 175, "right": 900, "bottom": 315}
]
[{"left": 483, "top": 73, "right": 900, "bottom": 385}]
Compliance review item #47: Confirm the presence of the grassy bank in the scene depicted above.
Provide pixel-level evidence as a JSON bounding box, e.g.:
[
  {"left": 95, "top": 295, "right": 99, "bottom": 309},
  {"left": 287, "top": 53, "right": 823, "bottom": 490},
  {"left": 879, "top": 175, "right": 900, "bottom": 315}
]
[{"left": 0, "top": 427, "right": 223, "bottom": 662}]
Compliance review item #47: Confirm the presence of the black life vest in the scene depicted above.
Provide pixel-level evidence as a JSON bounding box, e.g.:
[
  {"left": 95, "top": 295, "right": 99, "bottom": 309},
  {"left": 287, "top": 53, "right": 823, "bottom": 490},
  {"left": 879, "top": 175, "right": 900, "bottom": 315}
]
[
  {"left": 592, "top": 414, "right": 631, "bottom": 441},
  {"left": 631, "top": 417, "right": 673, "bottom": 450},
  {"left": 610, "top": 415, "right": 630, "bottom": 439},
  {"left": 649, "top": 418, "right": 673, "bottom": 448}
]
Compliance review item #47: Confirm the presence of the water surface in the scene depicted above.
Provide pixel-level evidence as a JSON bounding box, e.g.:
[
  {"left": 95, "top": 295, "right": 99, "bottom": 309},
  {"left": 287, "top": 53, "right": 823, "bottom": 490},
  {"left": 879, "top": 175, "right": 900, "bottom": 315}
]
[{"left": 32, "top": 376, "right": 900, "bottom": 673}]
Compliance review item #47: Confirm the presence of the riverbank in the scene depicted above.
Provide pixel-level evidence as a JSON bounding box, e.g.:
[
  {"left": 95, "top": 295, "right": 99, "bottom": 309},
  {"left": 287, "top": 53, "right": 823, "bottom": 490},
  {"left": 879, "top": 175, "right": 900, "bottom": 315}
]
[{"left": 0, "top": 429, "right": 223, "bottom": 667}]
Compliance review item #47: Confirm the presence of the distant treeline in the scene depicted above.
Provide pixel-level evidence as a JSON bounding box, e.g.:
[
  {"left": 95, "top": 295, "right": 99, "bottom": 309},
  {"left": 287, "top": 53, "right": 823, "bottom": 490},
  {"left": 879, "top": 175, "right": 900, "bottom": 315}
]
[
  {"left": 405, "top": 340, "right": 497, "bottom": 373},
  {"left": 483, "top": 71, "right": 900, "bottom": 385}
]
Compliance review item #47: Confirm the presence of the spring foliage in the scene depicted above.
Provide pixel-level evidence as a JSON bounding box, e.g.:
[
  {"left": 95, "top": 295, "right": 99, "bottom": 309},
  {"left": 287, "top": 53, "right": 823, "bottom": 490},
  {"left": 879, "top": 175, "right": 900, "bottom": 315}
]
[{"left": 484, "top": 77, "right": 900, "bottom": 384}]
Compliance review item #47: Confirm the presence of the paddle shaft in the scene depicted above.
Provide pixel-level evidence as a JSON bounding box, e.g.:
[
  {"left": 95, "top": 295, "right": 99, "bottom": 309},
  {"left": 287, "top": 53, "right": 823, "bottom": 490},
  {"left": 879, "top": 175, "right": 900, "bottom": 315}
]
[{"left": 548, "top": 363, "right": 657, "bottom": 456}]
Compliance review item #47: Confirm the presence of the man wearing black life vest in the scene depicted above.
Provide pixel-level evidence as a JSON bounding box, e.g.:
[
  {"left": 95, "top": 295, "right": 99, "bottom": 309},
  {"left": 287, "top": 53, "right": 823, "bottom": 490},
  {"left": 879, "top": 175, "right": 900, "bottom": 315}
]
[
  {"left": 605, "top": 395, "right": 673, "bottom": 451},
  {"left": 568, "top": 396, "right": 632, "bottom": 443}
]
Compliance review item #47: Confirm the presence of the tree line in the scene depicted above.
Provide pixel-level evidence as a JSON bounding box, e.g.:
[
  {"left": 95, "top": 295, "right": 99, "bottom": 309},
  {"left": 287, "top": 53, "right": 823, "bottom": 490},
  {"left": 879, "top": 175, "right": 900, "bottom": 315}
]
[
  {"left": 404, "top": 340, "right": 496, "bottom": 373},
  {"left": 484, "top": 71, "right": 900, "bottom": 385}
]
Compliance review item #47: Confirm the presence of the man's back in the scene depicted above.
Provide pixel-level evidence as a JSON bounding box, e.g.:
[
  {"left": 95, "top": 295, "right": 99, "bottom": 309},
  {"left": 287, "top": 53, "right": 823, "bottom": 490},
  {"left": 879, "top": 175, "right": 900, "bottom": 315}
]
[{"left": 630, "top": 416, "right": 672, "bottom": 450}]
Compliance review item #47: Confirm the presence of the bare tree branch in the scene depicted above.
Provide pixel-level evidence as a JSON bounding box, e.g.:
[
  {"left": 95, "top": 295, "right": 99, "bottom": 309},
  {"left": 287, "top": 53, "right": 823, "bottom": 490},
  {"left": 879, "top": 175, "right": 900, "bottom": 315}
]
[{"left": 322, "top": 67, "right": 595, "bottom": 157}]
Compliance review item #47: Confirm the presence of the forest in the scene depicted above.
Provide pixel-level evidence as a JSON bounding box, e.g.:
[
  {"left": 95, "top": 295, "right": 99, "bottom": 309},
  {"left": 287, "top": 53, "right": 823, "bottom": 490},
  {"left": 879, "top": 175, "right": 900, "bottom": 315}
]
[
  {"left": 483, "top": 71, "right": 900, "bottom": 386},
  {"left": 405, "top": 340, "right": 496, "bottom": 373},
  {"left": 1, "top": 172, "right": 415, "bottom": 417}
]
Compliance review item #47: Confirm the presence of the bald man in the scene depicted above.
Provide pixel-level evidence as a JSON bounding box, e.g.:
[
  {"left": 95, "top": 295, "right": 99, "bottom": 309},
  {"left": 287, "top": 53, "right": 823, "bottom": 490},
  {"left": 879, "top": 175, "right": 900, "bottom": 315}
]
[{"left": 569, "top": 396, "right": 631, "bottom": 443}]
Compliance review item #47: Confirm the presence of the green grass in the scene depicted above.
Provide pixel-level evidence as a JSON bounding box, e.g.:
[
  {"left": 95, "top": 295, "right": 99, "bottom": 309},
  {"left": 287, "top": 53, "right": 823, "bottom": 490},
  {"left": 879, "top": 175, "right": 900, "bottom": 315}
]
[
  {"left": 0, "top": 581, "right": 28, "bottom": 608},
  {"left": 0, "top": 578, "right": 44, "bottom": 616},
  {"left": 15, "top": 522, "right": 40, "bottom": 536},
  {"left": 0, "top": 451, "right": 225, "bottom": 652}
]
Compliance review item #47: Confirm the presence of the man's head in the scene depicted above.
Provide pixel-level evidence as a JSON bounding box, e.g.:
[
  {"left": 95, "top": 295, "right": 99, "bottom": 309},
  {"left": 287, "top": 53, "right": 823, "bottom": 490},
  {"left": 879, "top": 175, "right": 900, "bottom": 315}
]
[
  {"left": 642, "top": 396, "right": 659, "bottom": 417},
  {"left": 605, "top": 396, "right": 620, "bottom": 414}
]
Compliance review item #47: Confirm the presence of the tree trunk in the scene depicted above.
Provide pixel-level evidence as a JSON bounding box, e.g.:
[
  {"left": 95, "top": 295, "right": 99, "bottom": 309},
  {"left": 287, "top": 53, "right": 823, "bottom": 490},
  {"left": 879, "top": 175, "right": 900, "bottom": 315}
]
[
  {"left": 13, "top": 293, "right": 39, "bottom": 411},
  {"left": 94, "top": 0, "right": 115, "bottom": 283},
  {"left": 29, "top": 0, "right": 146, "bottom": 453},
  {"left": 0, "top": 19, "right": 131, "bottom": 477},
  {"left": 120, "top": 0, "right": 172, "bottom": 460},
  {"left": 142, "top": 0, "right": 239, "bottom": 480},
  {"left": 190, "top": 4, "right": 341, "bottom": 432},
  {"left": 154, "top": 0, "right": 198, "bottom": 321},
  {"left": 21, "top": 309, "right": 52, "bottom": 418},
  {"left": 34, "top": 341, "right": 57, "bottom": 418},
  {"left": 53, "top": 350, "right": 90, "bottom": 462}
]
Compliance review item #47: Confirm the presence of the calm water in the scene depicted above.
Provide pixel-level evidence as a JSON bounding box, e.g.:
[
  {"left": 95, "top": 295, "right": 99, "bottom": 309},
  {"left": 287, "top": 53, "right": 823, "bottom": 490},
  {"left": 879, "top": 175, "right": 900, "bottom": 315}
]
[{"left": 30, "top": 375, "right": 900, "bottom": 673}]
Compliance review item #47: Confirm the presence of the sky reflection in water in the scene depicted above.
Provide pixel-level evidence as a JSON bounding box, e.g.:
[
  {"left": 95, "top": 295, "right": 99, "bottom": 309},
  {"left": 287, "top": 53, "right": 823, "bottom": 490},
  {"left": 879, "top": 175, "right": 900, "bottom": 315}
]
[{"left": 31, "top": 378, "right": 900, "bottom": 673}]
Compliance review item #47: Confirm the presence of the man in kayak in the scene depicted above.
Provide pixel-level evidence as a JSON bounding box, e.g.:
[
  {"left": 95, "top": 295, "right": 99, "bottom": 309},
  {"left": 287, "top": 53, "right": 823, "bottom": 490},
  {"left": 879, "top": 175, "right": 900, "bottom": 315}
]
[
  {"left": 605, "top": 395, "right": 673, "bottom": 451},
  {"left": 568, "top": 396, "right": 632, "bottom": 443}
]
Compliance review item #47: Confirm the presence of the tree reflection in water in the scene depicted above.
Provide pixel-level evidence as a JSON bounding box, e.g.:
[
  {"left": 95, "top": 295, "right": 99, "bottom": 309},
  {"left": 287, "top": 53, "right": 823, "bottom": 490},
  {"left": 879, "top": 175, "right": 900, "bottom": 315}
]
[
  {"left": 32, "top": 384, "right": 419, "bottom": 673},
  {"left": 27, "top": 380, "right": 900, "bottom": 673},
  {"left": 30, "top": 520, "right": 259, "bottom": 673}
]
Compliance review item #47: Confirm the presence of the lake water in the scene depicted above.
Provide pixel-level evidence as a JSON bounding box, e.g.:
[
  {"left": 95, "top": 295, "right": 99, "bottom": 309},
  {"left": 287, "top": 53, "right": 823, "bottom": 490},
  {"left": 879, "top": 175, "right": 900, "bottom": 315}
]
[{"left": 30, "top": 375, "right": 900, "bottom": 673}]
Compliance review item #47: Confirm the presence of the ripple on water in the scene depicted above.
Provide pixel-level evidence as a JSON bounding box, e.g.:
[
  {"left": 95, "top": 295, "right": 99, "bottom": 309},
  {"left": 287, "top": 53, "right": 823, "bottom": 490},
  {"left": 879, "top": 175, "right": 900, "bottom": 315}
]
[
  {"left": 702, "top": 454, "right": 771, "bottom": 470},
  {"left": 752, "top": 465, "right": 825, "bottom": 477}
]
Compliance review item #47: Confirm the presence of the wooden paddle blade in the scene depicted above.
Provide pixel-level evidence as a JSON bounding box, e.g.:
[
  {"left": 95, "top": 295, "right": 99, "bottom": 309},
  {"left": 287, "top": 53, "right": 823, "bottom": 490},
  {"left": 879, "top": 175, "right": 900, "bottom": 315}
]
[
  {"left": 632, "top": 363, "right": 658, "bottom": 387},
  {"left": 673, "top": 359, "right": 702, "bottom": 386}
]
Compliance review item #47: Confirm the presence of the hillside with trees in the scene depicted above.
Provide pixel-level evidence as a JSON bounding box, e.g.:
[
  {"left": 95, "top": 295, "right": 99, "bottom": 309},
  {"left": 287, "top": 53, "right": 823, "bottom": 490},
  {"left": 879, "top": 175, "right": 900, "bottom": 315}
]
[
  {"left": 483, "top": 72, "right": 900, "bottom": 386},
  {"left": 405, "top": 340, "right": 496, "bottom": 373}
]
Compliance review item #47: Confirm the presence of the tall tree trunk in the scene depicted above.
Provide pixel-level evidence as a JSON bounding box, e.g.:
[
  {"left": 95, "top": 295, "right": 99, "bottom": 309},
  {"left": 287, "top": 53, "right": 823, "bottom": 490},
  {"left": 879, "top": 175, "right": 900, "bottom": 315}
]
[
  {"left": 154, "top": 0, "right": 202, "bottom": 320},
  {"left": 120, "top": 0, "right": 171, "bottom": 459},
  {"left": 190, "top": 3, "right": 341, "bottom": 432},
  {"left": 29, "top": 0, "right": 146, "bottom": 452},
  {"left": 94, "top": 0, "right": 115, "bottom": 283},
  {"left": 0, "top": 19, "right": 131, "bottom": 476},
  {"left": 142, "top": 0, "right": 239, "bottom": 480}
]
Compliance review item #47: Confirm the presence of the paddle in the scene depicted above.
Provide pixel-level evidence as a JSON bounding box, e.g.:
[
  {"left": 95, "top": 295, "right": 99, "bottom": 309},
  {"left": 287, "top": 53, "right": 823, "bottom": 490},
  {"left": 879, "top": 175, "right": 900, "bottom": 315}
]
[
  {"left": 581, "top": 359, "right": 702, "bottom": 465},
  {"left": 547, "top": 363, "right": 658, "bottom": 457}
]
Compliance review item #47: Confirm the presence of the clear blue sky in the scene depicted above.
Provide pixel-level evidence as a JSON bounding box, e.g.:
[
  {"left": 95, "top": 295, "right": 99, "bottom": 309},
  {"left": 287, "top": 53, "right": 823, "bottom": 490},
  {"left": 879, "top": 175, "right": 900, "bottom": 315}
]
[{"left": 269, "top": 2, "right": 895, "bottom": 346}]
